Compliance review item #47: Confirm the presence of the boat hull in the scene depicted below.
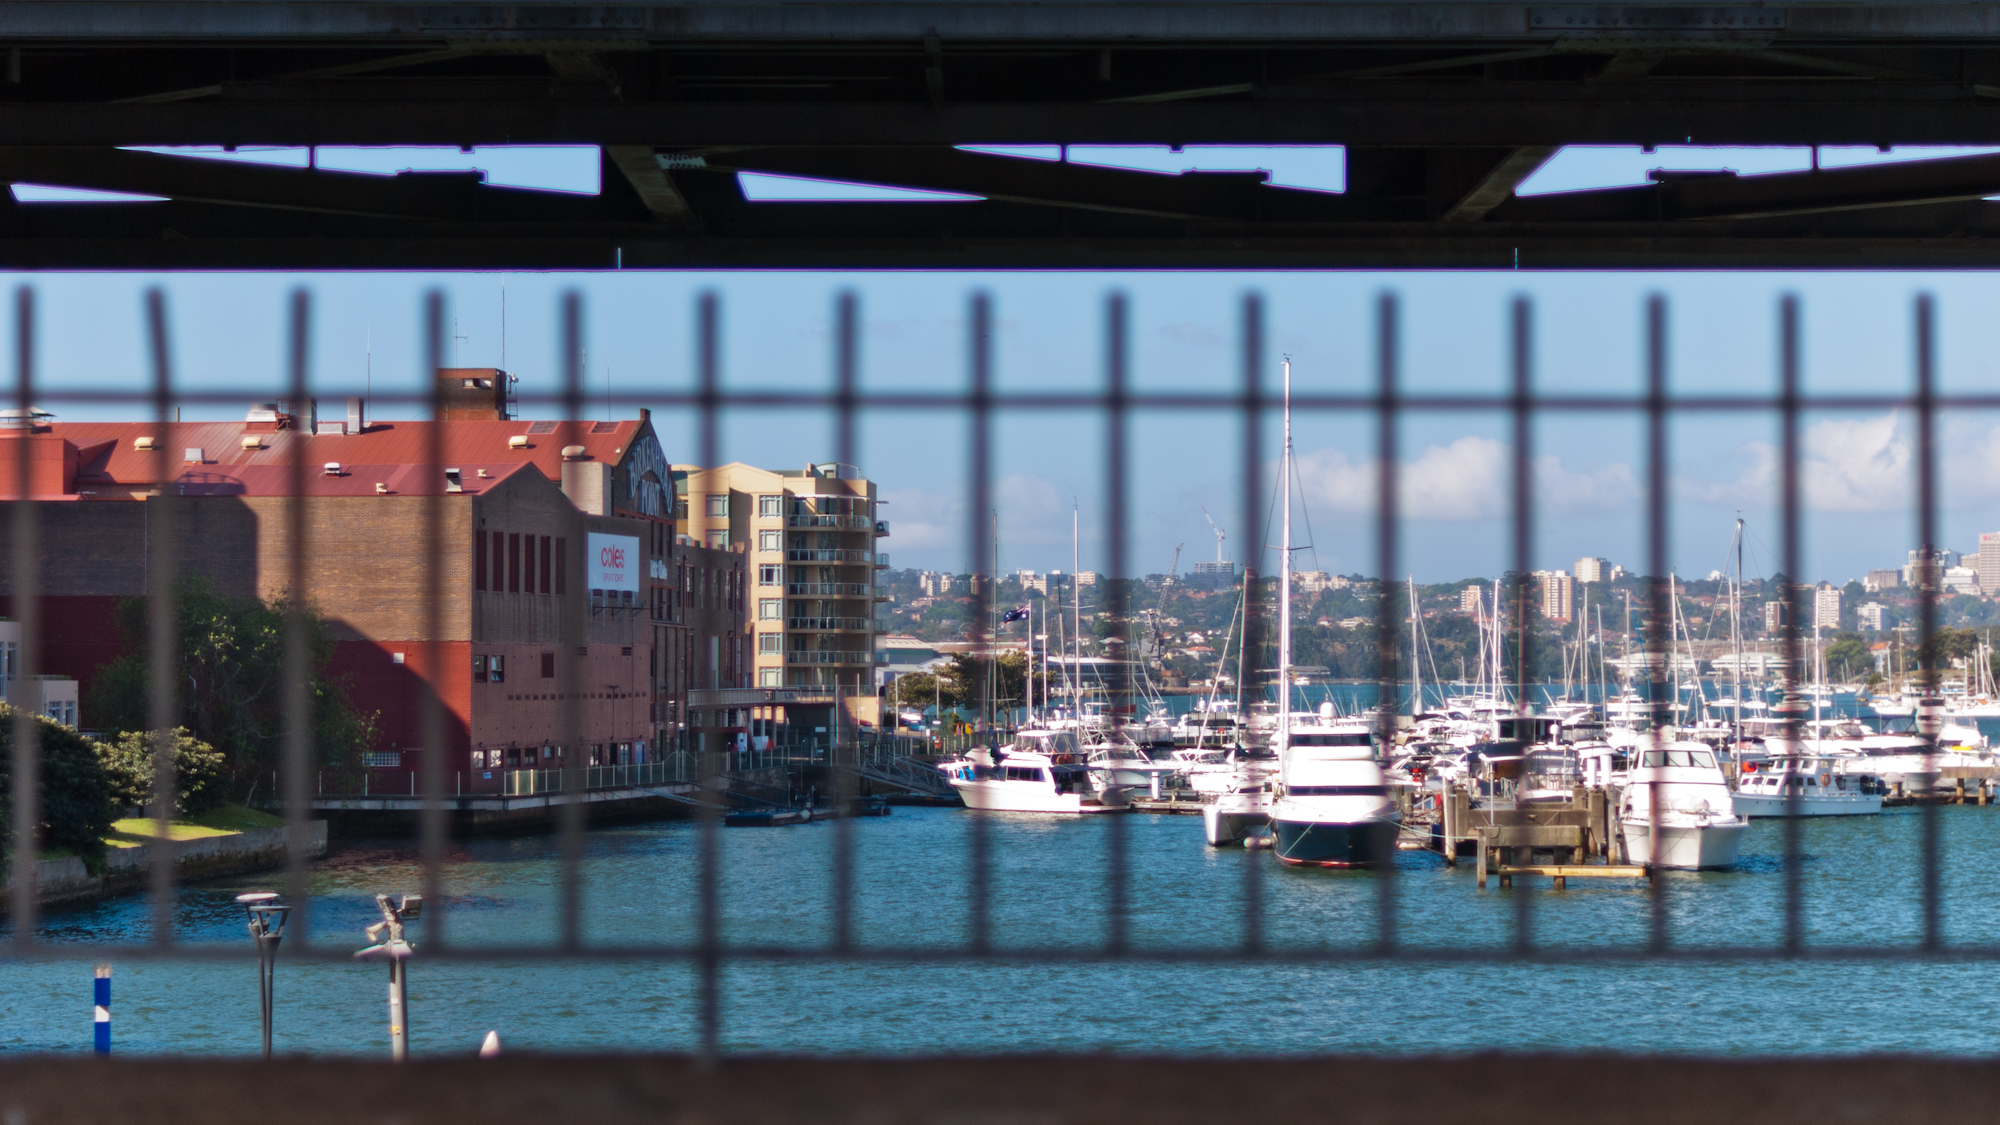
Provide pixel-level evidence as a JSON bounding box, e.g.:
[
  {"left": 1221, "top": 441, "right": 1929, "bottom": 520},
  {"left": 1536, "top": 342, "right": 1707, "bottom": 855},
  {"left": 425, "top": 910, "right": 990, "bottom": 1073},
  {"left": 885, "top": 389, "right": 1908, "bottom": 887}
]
[
  {"left": 1732, "top": 791, "right": 1881, "bottom": 818},
  {"left": 1620, "top": 819, "right": 1746, "bottom": 870},
  {"left": 1269, "top": 818, "right": 1397, "bottom": 868},
  {"left": 949, "top": 780, "right": 1128, "bottom": 814},
  {"left": 1202, "top": 797, "right": 1269, "bottom": 847}
]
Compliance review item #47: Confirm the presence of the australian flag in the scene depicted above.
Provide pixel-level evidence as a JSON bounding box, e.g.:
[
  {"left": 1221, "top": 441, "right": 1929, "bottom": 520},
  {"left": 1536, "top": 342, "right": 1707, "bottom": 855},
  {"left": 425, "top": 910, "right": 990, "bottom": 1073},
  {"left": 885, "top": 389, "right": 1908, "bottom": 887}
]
[{"left": 1001, "top": 604, "right": 1030, "bottom": 623}]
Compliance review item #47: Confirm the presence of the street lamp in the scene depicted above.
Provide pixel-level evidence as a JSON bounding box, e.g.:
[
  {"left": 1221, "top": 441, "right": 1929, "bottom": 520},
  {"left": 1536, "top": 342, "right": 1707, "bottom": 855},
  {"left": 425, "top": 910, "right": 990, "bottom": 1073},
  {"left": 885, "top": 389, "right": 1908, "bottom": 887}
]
[
  {"left": 353, "top": 893, "right": 421, "bottom": 1061},
  {"left": 233, "top": 891, "right": 291, "bottom": 1060}
]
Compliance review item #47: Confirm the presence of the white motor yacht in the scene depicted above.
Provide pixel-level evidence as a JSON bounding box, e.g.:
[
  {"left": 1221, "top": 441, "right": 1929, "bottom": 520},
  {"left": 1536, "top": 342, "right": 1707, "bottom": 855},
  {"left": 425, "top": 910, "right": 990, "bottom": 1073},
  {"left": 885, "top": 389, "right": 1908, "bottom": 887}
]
[
  {"left": 1267, "top": 718, "right": 1399, "bottom": 867},
  {"left": 1201, "top": 752, "right": 1277, "bottom": 846},
  {"left": 1733, "top": 755, "right": 1884, "bottom": 817},
  {"left": 1620, "top": 741, "right": 1747, "bottom": 870},
  {"left": 938, "top": 730, "right": 1130, "bottom": 814}
]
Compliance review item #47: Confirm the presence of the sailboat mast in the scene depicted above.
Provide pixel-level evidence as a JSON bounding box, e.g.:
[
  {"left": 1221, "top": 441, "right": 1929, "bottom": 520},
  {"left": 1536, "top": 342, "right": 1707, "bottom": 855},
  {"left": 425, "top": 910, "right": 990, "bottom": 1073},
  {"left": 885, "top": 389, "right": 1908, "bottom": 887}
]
[
  {"left": 1408, "top": 575, "right": 1421, "bottom": 717},
  {"left": 1073, "top": 505, "right": 1083, "bottom": 718},
  {"left": 1278, "top": 358, "right": 1294, "bottom": 752},
  {"left": 1732, "top": 518, "right": 1745, "bottom": 751}
]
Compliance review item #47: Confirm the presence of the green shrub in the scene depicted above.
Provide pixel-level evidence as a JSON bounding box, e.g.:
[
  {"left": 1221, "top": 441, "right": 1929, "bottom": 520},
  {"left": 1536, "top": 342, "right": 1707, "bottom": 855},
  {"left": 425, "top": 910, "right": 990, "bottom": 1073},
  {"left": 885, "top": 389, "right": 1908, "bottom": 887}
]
[
  {"left": 95, "top": 728, "right": 227, "bottom": 815},
  {"left": 0, "top": 706, "right": 115, "bottom": 870}
]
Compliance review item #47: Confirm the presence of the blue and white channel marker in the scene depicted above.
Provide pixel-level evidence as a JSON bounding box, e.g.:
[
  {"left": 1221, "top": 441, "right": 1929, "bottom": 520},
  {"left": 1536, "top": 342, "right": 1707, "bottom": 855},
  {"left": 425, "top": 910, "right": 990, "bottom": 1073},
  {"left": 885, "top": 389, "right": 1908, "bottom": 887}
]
[{"left": 93, "top": 965, "right": 110, "bottom": 1054}]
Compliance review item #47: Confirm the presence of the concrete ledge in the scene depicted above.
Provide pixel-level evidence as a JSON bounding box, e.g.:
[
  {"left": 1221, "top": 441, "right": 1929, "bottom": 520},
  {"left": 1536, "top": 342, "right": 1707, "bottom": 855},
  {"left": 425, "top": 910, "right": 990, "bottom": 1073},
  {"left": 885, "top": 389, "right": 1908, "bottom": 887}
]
[
  {"left": 0, "top": 1054, "right": 1989, "bottom": 1125},
  {"left": 3, "top": 823, "right": 327, "bottom": 910}
]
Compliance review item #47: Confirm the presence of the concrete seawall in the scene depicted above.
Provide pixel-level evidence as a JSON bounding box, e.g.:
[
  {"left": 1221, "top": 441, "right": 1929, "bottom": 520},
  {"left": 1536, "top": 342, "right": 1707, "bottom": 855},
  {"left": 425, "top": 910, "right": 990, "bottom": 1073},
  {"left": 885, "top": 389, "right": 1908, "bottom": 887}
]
[{"left": 3, "top": 823, "right": 329, "bottom": 910}]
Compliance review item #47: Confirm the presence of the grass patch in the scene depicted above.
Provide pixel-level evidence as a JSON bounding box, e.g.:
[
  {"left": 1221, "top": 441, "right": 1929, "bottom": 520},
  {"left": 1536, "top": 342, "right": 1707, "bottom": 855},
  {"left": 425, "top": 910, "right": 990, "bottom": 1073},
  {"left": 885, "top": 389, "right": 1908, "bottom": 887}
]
[{"left": 106, "top": 804, "right": 284, "bottom": 848}]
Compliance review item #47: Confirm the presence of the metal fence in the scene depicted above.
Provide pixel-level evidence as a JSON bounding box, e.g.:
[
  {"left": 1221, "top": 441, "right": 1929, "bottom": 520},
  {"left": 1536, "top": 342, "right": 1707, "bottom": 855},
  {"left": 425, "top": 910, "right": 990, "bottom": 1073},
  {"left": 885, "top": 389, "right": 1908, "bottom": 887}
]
[{"left": 0, "top": 283, "right": 1969, "bottom": 1060}]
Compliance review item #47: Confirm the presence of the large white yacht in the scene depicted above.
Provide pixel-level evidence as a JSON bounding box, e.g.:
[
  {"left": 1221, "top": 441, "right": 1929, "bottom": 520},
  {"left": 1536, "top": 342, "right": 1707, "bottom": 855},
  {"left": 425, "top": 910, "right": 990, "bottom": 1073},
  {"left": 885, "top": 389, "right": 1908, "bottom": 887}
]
[
  {"left": 939, "top": 729, "right": 1130, "bottom": 814},
  {"left": 1733, "top": 755, "right": 1884, "bottom": 817},
  {"left": 1620, "top": 741, "right": 1747, "bottom": 869},
  {"left": 1258, "top": 360, "right": 1399, "bottom": 869}
]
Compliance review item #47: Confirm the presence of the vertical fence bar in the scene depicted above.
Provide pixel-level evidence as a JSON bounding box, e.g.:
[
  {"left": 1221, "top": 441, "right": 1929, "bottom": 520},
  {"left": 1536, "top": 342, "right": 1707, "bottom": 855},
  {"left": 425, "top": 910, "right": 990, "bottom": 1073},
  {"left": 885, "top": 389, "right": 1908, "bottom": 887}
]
[
  {"left": 1237, "top": 292, "right": 1264, "bottom": 953},
  {"left": 1508, "top": 296, "right": 1536, "bottom": 952},
  {"left": 1642, "top": 294, "right": 1669, "bottom": 951},
  {"left": 419, "top": 291, "right": 449, "bottom": 949},
  {"left": 831, "top": 289, "right": 859, "bottom": 954},
  {"left": 1103, "top": 290, "right": 1130, "bottom": 955},
  {"left": 8, "top": 287, "right": 37, "bottom": 945},
  {"left": 282, "top": 289, "right": 315, "bottom": 946},
  {"left": 558, "top": 291, "right": 588, "bottom": 951},
  {"left": 1373, "top": 291, "right": 1400, "bottom": 951},
  {"left": 695, "top": 290, "right": 724, "bottom": 1060},
  {"left": 1778, "top": 295, "right": 1804, "bottom": 953},
  {"left": 1913, "top": 293, "right": 1940, "bottom": 953},
  {"left": 143, "top": 289, "right": 179, "bottom": 945},
  {"left": 966, "top": 291, "right": 993, "bottom": 956}
]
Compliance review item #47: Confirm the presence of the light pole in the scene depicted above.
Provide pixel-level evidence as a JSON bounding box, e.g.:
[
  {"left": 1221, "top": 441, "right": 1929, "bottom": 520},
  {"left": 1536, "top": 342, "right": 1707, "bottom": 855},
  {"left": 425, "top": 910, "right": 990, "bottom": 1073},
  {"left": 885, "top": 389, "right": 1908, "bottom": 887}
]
[
  {"left": 353, "top": 893, "right": 421, "bottom": 1061},
  {"left": 234, "top": 891, "right": 291, "bottom": 1060}
]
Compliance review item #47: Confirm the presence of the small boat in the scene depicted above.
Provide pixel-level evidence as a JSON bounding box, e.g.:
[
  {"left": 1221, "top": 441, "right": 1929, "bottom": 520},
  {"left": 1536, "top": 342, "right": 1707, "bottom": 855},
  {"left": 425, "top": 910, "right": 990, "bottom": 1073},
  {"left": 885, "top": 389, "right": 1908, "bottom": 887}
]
[
  {"left": 1620, "top": 742, "right": 1747, "bottom": 869},
  {"left": 1201, "top": 752, "right": 1277, "bottom": 847},
  {"left": 1733, "top": 755, "right": 1883, "bottom": 817},
  {"left": 725, "top": 806, "right": 815, "bottom": 827},
  {"left": 937, "top": 730, "right": 1130, "bottom": 814}
]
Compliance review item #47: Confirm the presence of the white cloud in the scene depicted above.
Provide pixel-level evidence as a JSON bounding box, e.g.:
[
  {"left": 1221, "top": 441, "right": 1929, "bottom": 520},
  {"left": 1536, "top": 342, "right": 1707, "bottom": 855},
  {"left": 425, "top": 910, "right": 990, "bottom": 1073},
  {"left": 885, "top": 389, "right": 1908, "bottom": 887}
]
[
  {"left": 1296, "top": 437, "right": 1636, "bottom": 521},
  {"left": 1685, "top": 412, "right": 1915, "bottom": 512},
  {"left": 881, "top": 473, "right": 1094, "bottom": 567}
]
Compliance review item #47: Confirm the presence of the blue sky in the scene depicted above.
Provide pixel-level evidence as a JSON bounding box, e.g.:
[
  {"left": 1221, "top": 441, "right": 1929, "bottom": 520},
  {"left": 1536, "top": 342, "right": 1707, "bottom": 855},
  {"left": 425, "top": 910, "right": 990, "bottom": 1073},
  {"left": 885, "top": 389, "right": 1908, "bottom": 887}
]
[{"left": 11, "top": 144, "right": 2000, "bottom": 587}]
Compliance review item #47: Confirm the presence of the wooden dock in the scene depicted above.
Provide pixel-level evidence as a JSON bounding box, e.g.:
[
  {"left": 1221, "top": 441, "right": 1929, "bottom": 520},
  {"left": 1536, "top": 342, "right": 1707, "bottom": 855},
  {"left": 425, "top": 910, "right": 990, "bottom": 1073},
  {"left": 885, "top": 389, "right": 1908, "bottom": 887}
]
[{"left": 1131, "top": 794, "right": 1206, "bottom": 815}]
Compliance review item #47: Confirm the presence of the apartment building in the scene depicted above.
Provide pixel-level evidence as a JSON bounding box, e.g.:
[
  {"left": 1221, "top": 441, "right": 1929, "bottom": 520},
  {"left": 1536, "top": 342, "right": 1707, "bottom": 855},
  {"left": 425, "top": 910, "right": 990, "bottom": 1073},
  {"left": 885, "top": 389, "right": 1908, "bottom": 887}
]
[
  {"left": 1573, "top": 557, "right": 1611, "bottom": 585},
  {"left": 1535, "top": 570, "right": 1574, "bottom": 623},
  {"left": 0, "top": 373, "right": 713, "bottom": 780},
  {"left": 1858, "top": 603, "right": 1887, "bottom": 631},
  {"left": 675, "top": 460, "right": 886, "bottom": 731},
  {"left": 1814, "top": 584, "right": 1842, "bottom": 629},
  {"left": 1980, "top": 532, "right": 2000, "bottom": 595}
]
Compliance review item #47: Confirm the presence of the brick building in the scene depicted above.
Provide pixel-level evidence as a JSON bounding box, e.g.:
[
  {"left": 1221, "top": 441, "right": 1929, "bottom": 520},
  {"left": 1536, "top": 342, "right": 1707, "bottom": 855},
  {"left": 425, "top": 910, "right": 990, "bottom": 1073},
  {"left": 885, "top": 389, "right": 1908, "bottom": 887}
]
[{"left": 0, "top": 373, "right": 745, "bottom": 783}]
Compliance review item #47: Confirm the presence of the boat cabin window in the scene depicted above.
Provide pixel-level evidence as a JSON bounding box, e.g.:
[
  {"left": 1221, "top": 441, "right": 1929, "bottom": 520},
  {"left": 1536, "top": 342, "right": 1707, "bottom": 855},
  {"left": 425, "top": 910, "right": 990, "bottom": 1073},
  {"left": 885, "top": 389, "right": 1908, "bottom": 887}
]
[
  {"left": 1640, "top": 748, "right": 1716, "bottom": 769},
  {"left": 1289, "top": 732, "right": 1373, "bottom": 748},
  {"left": 1289, "top": 785, "right": 1389, "bottom": 796}
]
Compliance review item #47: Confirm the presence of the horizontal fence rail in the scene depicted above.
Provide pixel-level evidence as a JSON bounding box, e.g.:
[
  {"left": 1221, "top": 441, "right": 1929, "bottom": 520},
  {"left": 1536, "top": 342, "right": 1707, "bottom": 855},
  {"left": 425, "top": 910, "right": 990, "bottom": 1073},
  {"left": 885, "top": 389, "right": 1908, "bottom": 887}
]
[{"left": 0, "top": 281, "right": 1967, "bottom": 1066}]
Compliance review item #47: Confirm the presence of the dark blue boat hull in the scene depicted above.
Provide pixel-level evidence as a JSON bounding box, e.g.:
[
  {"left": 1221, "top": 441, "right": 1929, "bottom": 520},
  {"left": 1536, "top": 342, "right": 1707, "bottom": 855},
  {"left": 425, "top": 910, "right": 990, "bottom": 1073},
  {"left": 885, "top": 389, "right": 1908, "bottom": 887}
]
[{"left": 1271, "top": 818, "right": 1396, "bottom": 867}]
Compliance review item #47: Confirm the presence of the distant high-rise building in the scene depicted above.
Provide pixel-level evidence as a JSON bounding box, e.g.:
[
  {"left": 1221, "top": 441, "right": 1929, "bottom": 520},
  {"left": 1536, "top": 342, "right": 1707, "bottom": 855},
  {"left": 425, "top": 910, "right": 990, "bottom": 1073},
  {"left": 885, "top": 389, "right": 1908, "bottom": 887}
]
[
  {"left": 918, "top": 571, "right": 954, "bottom": 597},
  {"left": 1864, "top": 569, "right": 1902, "bottom": 593},
  {"left": 1459, "top": 586, "right": 1485, "bottom": 616},
  {"left": 1978, "top": 532, "right": 2000, "bottom": 595},
  {"left": 1536, "top": 570, "right": 1574, "bottom": 623},
  {"left": 1764, "top": 599, "right": 1790, "bottom": 633},
  {"left": 1814, "top": 584, "right": 1842, "bottom": 629},
  {"left": 1858, "top": 603, "right": 1887, "bottom": 631},
  {"left": 1945, "top": 565, "right": 1982, "bottom": 596},
  {"left": 1188, "top": 560, "right": 1238, "bottom": 587},
  {"left": 1905, "top": 547, "right": 1961, "bottom": 590},
  {"left": 1574, "top": 557, "right": 1612, "bottom": 585}
]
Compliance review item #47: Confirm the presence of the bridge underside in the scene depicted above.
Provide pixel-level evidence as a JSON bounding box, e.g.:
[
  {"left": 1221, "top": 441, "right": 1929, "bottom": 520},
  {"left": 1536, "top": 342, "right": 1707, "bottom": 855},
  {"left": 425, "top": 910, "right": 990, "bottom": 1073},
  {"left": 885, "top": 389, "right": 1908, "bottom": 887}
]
[{"left": 13, "top": 3, "right": 2000, "bottom": 268}]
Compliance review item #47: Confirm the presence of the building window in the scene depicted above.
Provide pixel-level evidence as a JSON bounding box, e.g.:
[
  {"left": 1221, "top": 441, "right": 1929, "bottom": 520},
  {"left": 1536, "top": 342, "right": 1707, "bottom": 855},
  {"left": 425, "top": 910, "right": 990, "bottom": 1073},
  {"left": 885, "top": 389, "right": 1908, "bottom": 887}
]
[
  {"left": 706, "top": 529, "right": 728, "bottom": 550},
  {"left": 365, "top": 750, "right": 402, "bottom": 768},
  {"left": 555, "top": 538, "right": 567, "bottom": 595},
  {"left": 759, "top": 564, "right": 780, "bottom": 586},
  {"left": 758, "top": 530, "right": 782, "bottom": 552},
  {"left": 473, "top": 654, "right": 488, "bottom": 683},
  {"left": 541, "top": 651, "right": 555, "bottom": 678},
  {"left": 758, "top": 494, "right": 781, "bottom": 517},
  {"left": 759, "top": 633, "right": 781, "bottom": 653},
  {"left": 539, "top": 536, "right": 553, "bottom": 594},
  {"left": 705, "top": 494, "right": 729, "bottom": 517},
  {"left": 508, "top": 533, "right": 522, "bottom": 593},
  {"left": 475, "top": 531, "right": 488, "bottom": 591},
  {"left": 759, "top": 668, "right": 781, "bottom": 687},
  {"left": 758, "top": 598, "right": 782, "bottom": 620},
  {"left": 523, "top": 533, "right": 537, "bottom": 592},
  {"left": 489, "top": 654, "right": 504, "bottom": 683}
]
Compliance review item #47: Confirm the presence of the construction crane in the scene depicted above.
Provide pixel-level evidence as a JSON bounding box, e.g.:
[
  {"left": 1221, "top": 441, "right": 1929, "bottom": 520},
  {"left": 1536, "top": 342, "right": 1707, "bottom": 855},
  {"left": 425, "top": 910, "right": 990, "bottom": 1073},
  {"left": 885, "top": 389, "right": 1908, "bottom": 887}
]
[
  {"left": 1200, "top": 506, "right": 1226, "bottom": 563},
  {"left": 1149, "top": 543, "right": 1183, "bottom": 657}
]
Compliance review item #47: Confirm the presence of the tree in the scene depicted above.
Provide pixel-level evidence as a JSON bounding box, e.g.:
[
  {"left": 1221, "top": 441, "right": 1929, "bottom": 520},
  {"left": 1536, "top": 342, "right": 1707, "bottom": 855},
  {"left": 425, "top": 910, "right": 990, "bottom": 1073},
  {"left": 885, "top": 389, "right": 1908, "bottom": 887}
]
[
  {"left": 0, "top": 707, "right": 116, "bottom": 870},
  {"left": 1824, "top": 633, "right": 1873, "bottom": 682},
  {"left": 86, "top": 576, "right": 378, "bottom": 803},
  {"left": 890, "top": 670, "right": 961, "bottom": 711},
  {"left": 95, "top": 728, "right": 228, "bottom": 815}
]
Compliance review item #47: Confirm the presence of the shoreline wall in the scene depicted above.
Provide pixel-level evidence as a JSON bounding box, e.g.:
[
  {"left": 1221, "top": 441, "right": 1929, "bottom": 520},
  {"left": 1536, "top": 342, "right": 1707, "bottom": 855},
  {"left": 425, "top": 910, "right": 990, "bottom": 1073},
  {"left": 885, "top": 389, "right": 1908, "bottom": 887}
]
[{"left": 3, "top": 823, "right": 329, "bottom": 911}]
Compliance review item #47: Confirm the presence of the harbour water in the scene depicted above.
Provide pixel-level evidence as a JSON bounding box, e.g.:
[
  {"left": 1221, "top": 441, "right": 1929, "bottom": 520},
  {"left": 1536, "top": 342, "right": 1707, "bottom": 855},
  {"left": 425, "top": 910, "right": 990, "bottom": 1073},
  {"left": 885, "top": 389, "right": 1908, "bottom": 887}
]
[{"left": 3, "top": 804, "right": 2000, "bottom": 1056}]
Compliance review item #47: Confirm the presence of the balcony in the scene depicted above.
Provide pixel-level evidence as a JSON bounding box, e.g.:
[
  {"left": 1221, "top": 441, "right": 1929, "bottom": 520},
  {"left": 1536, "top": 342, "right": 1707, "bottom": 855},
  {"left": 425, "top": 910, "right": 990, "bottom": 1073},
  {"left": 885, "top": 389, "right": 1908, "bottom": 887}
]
[
  {"left": 876, "top": 552, "right": 890, "bottom": 567},
  {"left": 785, "top": 650, "right": 877, "bottom": 664},
  {"left": 786, "top": 514, "right": 873, "bottom": 530},
  {"left": 787, "top": 548, "right": 877, "bottom": 563},
  {"left": 786, "top": 617, "right": 876, "bottom": 632},
  {"left": 875, "top": 520, "right": 889, "bottom": 537},
  {"left": 788, "top": 582, "right": 875, "bottom": 597}
]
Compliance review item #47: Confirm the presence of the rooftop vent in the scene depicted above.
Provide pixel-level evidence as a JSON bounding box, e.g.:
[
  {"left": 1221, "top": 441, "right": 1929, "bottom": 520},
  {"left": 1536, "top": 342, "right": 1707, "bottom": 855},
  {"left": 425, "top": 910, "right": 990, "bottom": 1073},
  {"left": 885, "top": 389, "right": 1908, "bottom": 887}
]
[
  {"left": 508, "top": 435, "right": 530, "bottom": 450},
  {"left": 244, "top": 403, "right": 280, "bottom": 423},
  {"left": 323, "top": 462, "right": 343, "bottom": 476},
  {"left": 133, "top": 436, "right": 155, "bottom": 451},
  {"left": 561, "top": 445, "right": 588, "bottom": 461},
  {"left": 183, "top": 447, "right": 204, "bottom": 464},
  {"left": 476, "top": 468, "right": 490, "bottom": 479},
  {"left": 444, "top": 468, "right": 463, "bottom": 493},
  {"left": 375, "top": 482, "right": 388, "bottom": 494},
  {"left": 240, "top": 435, "right": 264, "bottom": 450}
]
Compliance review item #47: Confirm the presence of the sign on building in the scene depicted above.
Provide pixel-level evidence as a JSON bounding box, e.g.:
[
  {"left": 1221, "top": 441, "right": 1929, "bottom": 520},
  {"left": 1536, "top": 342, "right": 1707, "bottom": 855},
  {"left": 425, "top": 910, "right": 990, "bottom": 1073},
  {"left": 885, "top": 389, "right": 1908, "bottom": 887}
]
[{"left": 586, "top": 532, "right": 640, "bottom": 592}]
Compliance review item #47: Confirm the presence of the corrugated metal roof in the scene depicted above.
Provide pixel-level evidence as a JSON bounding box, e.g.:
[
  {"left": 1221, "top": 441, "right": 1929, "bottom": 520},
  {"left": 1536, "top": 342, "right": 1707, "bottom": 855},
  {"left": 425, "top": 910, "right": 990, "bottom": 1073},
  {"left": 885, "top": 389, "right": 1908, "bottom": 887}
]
[{"left": 40, "top": 417, "right": 642, "bottom": 498}]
